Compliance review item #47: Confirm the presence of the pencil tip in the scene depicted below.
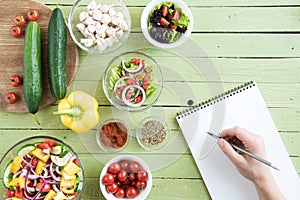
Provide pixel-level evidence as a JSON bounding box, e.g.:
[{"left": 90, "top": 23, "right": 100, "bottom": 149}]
[{"left": 272, "top": 165, "right": 280, "bottom": 171}]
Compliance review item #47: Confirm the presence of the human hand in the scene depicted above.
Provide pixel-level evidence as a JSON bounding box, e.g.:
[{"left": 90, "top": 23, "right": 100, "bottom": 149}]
[
  {"left": 217, "top": 126, "right": 271, "bottom": 184},
  {"left": 218, "top": 126, "right": 285, "bottom": 199}
]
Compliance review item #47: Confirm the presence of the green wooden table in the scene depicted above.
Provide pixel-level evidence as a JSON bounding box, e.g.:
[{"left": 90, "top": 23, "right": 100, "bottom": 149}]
[{"left": 1, "top": 0, "right": 299, "bottom": 199}]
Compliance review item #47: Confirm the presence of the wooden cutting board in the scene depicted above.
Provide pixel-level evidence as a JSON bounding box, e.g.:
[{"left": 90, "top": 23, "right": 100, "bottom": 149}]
[{"left": 0, "top": 0, "right": 78, "bottom": 113}]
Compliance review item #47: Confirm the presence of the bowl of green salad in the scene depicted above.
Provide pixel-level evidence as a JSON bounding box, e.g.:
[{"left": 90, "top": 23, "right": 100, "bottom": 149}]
[
  {"left": 102, "top": 51, "right": 163, "bottom": 112},
  {"left": 0, "top": 136, "right": 84, "bottom": 199},
  {"left": 141, "top": 0, "right": 193, "bottom": 48}
]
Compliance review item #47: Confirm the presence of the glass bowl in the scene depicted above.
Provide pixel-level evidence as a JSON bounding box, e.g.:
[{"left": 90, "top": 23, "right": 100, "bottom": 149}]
[
  {"left": 68, "top": 0, "right": 131, "bottom": 54},
  {"left": 96, "top": 118, "right": 130, "bottom": 153},
  {"left": 136, "top": 115, "right": 170, "bottom": 151},
  {"left": 102, "top": 51, "right": 163, "bottom": 112},
  {"left": 141, "top": 0, "right": 193, "bottom": 49},
  {"left": 99, "top": 155, "right": 152, "bottom": 199},
  {"left": 0, "top": 136, "right": 84, "bottom": 199}
]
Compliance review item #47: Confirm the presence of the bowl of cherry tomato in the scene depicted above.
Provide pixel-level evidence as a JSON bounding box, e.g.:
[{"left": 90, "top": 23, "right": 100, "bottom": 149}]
[{"left": 100, "top": 155, "right": 152, "bottom": 199}]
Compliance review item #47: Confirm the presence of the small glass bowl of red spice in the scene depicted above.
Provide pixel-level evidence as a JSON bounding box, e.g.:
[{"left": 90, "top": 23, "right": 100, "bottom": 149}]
[
  {"left": 96, "top": 119, "right": 130, "bottom": 153},
  {"left": 136, "top": 115, "right": 170, "bottom": 151}
]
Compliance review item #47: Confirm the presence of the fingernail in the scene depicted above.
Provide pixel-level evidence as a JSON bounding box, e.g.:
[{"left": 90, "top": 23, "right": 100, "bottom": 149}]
[{"left": 218, "top": 139, "right": 224, "bottom": 146}]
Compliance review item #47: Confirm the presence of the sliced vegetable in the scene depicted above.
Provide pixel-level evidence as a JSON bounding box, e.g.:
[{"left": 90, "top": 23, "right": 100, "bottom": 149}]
[
  {"left": 10, "top": 156, "right": 22, "bottom": 174},
  {"left": 121, "top": 85, "right": 146, "bottom": 108},
  {"left": 17, "top": 144, "right": 35, "bottom": 157},
  {"left": 3, "top": 161, "right": 13, "bottom": 188},
  {"left": 50, "top": 155, "right": 69, "bottom": 167},
  {"left": 121, "top": 59, "right": 144, "bottom": 74},
  {"left": 2, "top": 139, "right": 83, "bottom": 199}
]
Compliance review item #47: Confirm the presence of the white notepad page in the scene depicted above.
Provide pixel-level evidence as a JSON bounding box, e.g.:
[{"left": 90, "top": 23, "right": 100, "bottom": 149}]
[{"left": 176, "top": 82, "right": 300, "bottom": 200}]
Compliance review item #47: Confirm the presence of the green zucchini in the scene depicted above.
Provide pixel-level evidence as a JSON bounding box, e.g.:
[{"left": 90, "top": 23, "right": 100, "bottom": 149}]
[
  {"left": 23, "top": 22, "right": 42, "bottom": 125},
  {"left": 47, "top": 8, "right": 67, "bottom": 100}
]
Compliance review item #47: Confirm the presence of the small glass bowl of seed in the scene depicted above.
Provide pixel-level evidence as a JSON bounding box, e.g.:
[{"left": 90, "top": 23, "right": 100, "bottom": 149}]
[{"left": 136, "top": 115, "right": 170, "bottom": 151}]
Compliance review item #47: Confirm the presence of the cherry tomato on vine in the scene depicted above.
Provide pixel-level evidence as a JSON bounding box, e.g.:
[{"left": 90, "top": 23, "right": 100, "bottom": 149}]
[
  {"left": 10, "top": 26, "right": 23, "bottom": 37},
  {"left": 9, "top": 75, "right": 23, "bottom": 87},
  {"left": 14, "top": 15, "right": 26, "bottom": 26},
  {"left": 27, "top": 9, "right": 40, "bottom": 21},
  {"left": 5, "top": 92, "right": 18, "bottom": 104}
]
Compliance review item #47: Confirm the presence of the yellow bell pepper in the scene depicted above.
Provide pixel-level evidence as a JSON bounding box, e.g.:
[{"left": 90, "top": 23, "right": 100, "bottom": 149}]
[{"left": 53, "top": 91, "right": 100, "bottom": 134}]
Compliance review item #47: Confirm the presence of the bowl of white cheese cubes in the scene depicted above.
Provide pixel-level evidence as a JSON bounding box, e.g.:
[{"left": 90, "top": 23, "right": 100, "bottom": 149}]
[{"left": 68, "top": 0, "right": 131, "bottom": 54}]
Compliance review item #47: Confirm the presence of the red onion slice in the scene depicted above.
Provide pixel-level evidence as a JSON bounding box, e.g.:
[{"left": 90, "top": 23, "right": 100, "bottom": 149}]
[
  {"left": 121, "top": 59, "right": 144, "bottom": 74},
  {"left": 121, "top": 85, "right": 146, "bottom": 107},
  {"left": 49, "top": 162, "right": 61, "bottom": 182},
  {"left": 113, "top": 76, "right": 139, "bottom": 102}
]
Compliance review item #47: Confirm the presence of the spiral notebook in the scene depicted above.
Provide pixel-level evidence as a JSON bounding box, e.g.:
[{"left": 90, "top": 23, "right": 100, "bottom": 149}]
[{"left": 176, "top": 82, "right": 300, "bottom": 200}]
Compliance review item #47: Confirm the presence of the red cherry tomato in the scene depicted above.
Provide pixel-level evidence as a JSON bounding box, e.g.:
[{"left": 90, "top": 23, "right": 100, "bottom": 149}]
[
  {"left": 14, "top": 15, "right": 26, "bottom": 26},
  {"left": 27, "top": 9, "right": 40, "bottom": 21},
  {"left": 114, "top": 187, "right": 125, "bottom": 198},
  {"left": 102, "top": 173, "right": 114, "bottom": 185},
  {"left": 108, "top": 162, "right": 121, "bottom": 174},
  {"left": 37, "top": 143, "right": 50, "bottom": 150},
  {"left": 126, "top": 186, "right": 138, "bottom": 198},
  {"left": 135, "top": 181, "right": 147, "bottom": 190},
  {"left": 73, "top": 158, "right": 81, "bottom": 166},
  {"left": 6, "top": 188, "right": 15, "bottom": 198},
  {"left": 32, "top": 157, "right": 39, "bottom": 167},
  {"left": 106, "top": 182, "right": 119, "bottom": 194},
  {"left": 128, "top": 172, "right": 136, "bottom": 181},
  {"left": 5, "top": 92, "right": 18, "bottom": 104},
  {"left": 137, "top": 170, "right": 148, "bottom": 182},
  {"left": 10, "top": 26, "right": 23, "bottom": 37},
  {"left": 129, "top": 161, "right": 140, "bottom": 173},
  {"left": 117, "top": 170, "right": 127, "bottom": 181},
  {"left": 9, "top": 75, "right": 23, "bottom": 87},
  {"left": 119, "top": 160, "right": 129, "bottom": 170},
  {"left": 36, "top": 182, "right": 51, "bottom": 192}
]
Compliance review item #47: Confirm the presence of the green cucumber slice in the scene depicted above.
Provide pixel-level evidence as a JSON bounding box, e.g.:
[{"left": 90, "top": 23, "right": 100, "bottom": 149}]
[
  {"left": 2, "top": 161, "right": 13, "bottom": 188},
  {"left": 50, "top": 155, "right": 69, "bottom": 167},
  {"left": 50, "top": 145, "right": 62, "bottom": 155},
  {"left": 17, "top": 144, "right": 35, "bottom": 157}
]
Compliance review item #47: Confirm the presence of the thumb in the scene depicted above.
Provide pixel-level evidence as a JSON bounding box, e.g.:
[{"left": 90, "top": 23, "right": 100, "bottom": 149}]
[{"left": 218, "top": 139, "right": 244, "bottom": 166}]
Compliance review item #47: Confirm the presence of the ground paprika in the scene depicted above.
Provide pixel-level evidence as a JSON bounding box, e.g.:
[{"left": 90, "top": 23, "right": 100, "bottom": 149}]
[{"left": 99, "top": 121, "right": 128, "bottom": 150}]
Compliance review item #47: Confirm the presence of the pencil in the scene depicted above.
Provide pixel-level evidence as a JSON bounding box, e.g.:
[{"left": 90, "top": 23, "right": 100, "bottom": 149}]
[{"left": 207, "top": 132, "right": 280, "bottom": 171}]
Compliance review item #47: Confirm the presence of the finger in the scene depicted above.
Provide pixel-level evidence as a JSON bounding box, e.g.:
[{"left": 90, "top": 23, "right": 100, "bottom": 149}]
[
  {"left": 220, "top": 126, "right": 254, "bottom": 144},
  {"left": 218, "top": 138, "right": 246, "bottom": 167}
]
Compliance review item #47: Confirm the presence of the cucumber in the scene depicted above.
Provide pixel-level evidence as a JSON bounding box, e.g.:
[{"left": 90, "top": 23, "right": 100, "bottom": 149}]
[
  {"left": 17, "top": 144, "right": 35, "bottom": 157},
  {"left": 50, "top": 155, "right": 69, "bottom": 167},
  {"left": 47, "top": 7, "right": 67, "bottom": 100},
  {"left": 2, "top": 161, "right": 13, "bottom": 188},
  {"left": 23, "top": 22, "right": 42, "bottom": 125}
]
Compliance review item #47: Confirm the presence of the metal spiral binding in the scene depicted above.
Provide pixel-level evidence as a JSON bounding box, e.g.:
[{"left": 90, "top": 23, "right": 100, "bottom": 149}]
[{"left": 176, "top": 81, "right": 255, "bottom": 119}]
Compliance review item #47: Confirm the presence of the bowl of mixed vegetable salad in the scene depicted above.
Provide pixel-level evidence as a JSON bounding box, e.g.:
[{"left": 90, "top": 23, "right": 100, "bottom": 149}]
[
  {"left": 102, "top": 51, "right": 163, "bottom": 112},
  {"left": 0, "top": 136, "right": 84, "bottom": 200},
  {"left": 141, "top": 0, "right": 193, "bottom": 48}
]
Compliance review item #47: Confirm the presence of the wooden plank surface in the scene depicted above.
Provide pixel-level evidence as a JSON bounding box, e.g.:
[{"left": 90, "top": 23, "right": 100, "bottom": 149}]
[
  {"left": 0, "top": 0, "right": 78, "bottom": 112},
  {"left": 0, "top": 0, "right": 299, "bottom": 199}
]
